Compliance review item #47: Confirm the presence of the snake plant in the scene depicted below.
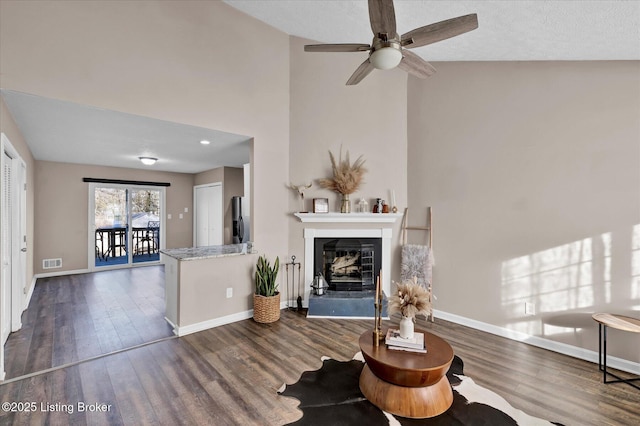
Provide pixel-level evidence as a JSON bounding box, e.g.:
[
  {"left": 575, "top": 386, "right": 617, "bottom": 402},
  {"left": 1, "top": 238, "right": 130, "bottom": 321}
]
[{"left": 255, "top": 255, "right": 279, "bottom": 297}]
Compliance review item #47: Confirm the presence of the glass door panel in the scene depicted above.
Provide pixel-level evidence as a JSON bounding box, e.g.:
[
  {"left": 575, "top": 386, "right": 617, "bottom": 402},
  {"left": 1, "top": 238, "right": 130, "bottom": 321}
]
[
  {"left": 131, "top": 188, "right": 161, "bottom": 264},
  {"left": 92, "top": 184, "right": 163, "bottom": 269},
  {"left": 94, "top": 187, "right": 129, "bottom": 267}
]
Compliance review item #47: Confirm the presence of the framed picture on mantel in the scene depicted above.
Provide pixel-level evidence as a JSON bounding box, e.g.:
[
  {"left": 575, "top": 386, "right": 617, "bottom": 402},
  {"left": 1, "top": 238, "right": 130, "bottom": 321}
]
[{"left": 313, "top": 198, "right": 329, "bottom": 213}]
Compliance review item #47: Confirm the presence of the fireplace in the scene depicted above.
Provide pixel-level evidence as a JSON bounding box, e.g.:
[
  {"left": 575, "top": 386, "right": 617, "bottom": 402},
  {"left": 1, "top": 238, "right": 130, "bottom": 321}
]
[
  {"left": 303, "top": 228, "right": 393, "bottom": 316},
  {"left": 314, "top": 238, "right": 382, "bottom": 291}
]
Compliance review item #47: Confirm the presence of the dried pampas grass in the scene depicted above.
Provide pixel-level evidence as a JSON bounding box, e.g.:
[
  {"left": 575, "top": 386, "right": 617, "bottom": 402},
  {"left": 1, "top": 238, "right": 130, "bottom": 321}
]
[
  {"left": 388, "top": 276, "right": 432, "bottom": 319},
  {"left": 318, "top": 147, "right": 366, "bottom": 195}
]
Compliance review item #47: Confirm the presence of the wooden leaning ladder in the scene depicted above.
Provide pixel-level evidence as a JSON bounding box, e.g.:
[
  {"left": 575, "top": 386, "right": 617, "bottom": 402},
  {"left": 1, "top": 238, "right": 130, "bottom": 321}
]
[{"left": 401, "top": 206, "right": 434, "bottom": 322}]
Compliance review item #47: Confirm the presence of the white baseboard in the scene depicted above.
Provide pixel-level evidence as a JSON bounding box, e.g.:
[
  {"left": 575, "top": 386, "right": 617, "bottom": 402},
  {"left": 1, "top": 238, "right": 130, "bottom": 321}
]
[
  {"left": 175, "top": 310, "right": 255, "bottom": 337},
  {"left": 23, "top": 276, "right": 37, "bottom": 312},
  {"left": 174, "top": 302, "right": 291, "bottom": 336},
  {"left": 434, "top": 309, "right": 640, "bottom": 375},
  {"left": 34, "top": 268, "right": 90, "bottom": 279}
]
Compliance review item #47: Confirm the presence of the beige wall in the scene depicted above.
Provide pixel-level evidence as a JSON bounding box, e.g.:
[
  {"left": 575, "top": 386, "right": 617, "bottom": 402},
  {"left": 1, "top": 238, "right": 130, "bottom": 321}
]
[
  {"left": 178, "top": 253, "right": 258, "bottom": 327},
  {"left": 0, "top": 98, "right": 36, "bottom": 297},
  {"left": 407, "top": 61, "right": 640, "bottom": 363},
  {"left": 34, "top": 161, "right": 194, "bottom": 274},
  {"left": 288, "top": 36, "right": 408, "bottom": 288},
  {"left": 1, "top": 1, "right": 290, "bottom": 277}
]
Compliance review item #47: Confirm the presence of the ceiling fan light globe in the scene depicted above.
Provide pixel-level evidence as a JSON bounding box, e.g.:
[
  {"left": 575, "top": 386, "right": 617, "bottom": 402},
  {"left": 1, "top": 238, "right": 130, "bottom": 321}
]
[{"left": 370, "top": 47, "right": 402, "bottom": 70}]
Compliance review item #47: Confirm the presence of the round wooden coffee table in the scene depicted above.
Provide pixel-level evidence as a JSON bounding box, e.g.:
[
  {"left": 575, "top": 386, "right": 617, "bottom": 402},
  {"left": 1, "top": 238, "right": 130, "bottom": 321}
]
[{"left": 358, "top": 329, "right": 454, "bottom": 418}]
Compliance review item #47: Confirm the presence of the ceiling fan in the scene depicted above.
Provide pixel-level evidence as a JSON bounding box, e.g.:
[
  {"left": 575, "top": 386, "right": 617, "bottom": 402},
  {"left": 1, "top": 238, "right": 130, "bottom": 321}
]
[{"left": 304, "top": 0, "right": 478, "bottom": 85}]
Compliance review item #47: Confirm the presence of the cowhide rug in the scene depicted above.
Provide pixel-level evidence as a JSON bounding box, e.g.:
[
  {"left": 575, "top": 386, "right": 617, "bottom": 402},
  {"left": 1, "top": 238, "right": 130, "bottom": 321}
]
[{"left": 278, "top": 353, "right": 564, "bottom": 426}]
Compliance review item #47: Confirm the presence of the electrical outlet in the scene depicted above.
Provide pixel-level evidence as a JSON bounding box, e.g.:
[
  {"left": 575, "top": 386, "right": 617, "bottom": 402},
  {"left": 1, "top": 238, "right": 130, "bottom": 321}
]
[
  {"left": 226, "top": 288, "right": 233, "bottom": 298},
  {"left": 525, "top": 302, "right": 536, "bottom": 315}
]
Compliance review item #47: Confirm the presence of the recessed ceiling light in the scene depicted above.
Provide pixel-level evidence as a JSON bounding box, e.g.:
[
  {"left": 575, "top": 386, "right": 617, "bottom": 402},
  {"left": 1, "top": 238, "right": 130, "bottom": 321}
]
[
  {"left": 139, "top": 156, "right": 158, "bottom": 166},
  {"left": 200, "top": 140, "right": 211, "bottom": 145}
]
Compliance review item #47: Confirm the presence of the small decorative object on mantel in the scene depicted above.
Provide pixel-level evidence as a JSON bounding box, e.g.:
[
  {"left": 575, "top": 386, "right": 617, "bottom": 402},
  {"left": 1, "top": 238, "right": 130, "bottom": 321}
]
[
  {"left": 313, "top": 198, "right": 329, "bottom": 213},
  {"left": 388, "top": 276, "right": 432, "bottom": 339},
  {"left": 318, "top": 146, "right": 367, "bottom": 213},
  {"left": 357, "top": 198, "right": 369, "bottom": 213},
  {"left": 254, "top": 255, "right": 281, "bottom": 323},
  {"left": 373, "top": 198, "right": 384, "bottom": 213},
  {"left": 289, "top": 182, "right": 312, "bottom": 213},
  {"left": 390, "top": 189, "right": 398, "bottom": 213}
]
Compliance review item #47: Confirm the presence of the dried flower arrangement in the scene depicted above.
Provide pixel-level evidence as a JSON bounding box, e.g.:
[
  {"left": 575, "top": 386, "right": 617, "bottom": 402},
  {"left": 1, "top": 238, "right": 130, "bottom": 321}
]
[
  {"left": 388, "top": 276, "right": 432, "bottom": 319},
  {"left": 318, "top": 147, "right": 367, "bottom": 195}
]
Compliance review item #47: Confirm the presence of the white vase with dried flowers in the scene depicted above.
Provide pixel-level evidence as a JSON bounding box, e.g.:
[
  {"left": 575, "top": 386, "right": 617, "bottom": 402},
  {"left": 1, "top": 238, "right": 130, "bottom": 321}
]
[
  {"left": 318, "top": 147, "right": 366, "bottom": 213},
  {"left": 388, "top": 276, "right": 432, "bottom": 339}
]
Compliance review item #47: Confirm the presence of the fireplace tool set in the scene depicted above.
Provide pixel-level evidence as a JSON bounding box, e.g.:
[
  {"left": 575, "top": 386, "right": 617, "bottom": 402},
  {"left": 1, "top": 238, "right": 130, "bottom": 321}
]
[{"left": 285, "top": 255, "right": 303, "bottom": 311}]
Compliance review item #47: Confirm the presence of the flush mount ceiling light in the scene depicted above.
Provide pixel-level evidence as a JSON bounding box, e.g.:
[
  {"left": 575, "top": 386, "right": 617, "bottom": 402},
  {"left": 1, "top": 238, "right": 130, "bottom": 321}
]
[
  {"left": 369, "top": 44, "right": 403, "bottom": 70},
  {"left": 200, "top": 140, "right": 211, "bottom": 145},
  {"left": 139, "top": 156, "right": 158, "bottom": 166}
]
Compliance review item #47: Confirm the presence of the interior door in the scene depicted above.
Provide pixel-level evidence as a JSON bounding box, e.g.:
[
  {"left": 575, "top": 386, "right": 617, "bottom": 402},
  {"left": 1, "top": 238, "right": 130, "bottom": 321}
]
[
  {"left": 1, "top": 151, "right": 12, "bottom": 344},
  {"left": 194, "top": 183, "right": 222, "bottom": 247}
]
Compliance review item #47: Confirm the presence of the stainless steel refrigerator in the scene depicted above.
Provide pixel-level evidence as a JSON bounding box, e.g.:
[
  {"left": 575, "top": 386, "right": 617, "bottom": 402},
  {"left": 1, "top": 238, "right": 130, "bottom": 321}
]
[{"left": 231, "top": 196, "right": 249, "bottom": 243}]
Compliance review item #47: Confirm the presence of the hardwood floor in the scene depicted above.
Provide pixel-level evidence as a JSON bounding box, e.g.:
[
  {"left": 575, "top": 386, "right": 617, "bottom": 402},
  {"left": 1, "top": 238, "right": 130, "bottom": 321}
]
[
  {"left": 3, "top": 266, "right": 173, "bottom": 380},
  {"left": 1, "top": 304, "right": 639, "bottom": 425}
]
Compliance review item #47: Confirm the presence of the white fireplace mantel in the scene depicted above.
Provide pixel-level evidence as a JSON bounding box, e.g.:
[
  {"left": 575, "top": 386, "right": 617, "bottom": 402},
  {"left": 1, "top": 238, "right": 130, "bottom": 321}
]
[
  {"left": 294, "top": 212, "right": 402, "bottom": 223},
  {"left": 303, "top": 228, "right": 393, "bottom": 308}
]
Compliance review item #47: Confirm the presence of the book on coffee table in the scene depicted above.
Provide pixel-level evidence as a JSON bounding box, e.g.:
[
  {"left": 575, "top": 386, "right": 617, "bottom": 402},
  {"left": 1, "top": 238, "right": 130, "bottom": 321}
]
[
  {"left": 387, "top": 345, "right": 427, "bottom": 353},
  {"left": 385, "top": 328, "right": 426, "bottom": 350}
]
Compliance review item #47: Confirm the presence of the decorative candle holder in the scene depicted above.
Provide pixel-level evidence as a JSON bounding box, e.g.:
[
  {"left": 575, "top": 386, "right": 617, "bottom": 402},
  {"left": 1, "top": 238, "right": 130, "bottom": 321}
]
[{"left": 373, "top": 275, "right": 385, "bottom": 346}]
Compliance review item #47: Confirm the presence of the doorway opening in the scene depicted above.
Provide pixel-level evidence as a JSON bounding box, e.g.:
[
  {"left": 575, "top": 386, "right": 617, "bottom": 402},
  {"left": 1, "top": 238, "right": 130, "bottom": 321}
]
[{"left": 90, "top": 183, "right": 165, "bottom": 269}]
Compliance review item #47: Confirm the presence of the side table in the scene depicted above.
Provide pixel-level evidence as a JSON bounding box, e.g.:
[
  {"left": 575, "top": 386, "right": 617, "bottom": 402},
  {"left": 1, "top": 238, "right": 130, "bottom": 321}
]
[{"left": 592, "top": 313, "right": 640, "bottom": 390}]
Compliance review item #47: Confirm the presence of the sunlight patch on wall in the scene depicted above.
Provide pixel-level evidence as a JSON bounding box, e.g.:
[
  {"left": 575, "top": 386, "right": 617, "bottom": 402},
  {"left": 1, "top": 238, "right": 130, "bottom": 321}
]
[
  {"left": 632, "top": 224, "right": 640, "bottom": 299},
  {"left": 502, "top": 233, "right": 611, "bottom": 335}
]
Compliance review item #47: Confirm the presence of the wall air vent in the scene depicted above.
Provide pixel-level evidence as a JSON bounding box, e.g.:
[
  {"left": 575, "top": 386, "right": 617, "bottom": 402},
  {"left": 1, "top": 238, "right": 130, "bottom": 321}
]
[{"left": 42, "top": 258, "right": 62, "bottom": 269}]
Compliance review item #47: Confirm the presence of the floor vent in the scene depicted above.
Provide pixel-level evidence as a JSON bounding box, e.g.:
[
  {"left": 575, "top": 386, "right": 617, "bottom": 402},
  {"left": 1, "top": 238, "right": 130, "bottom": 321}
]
[{"left": 42, "top": 258, "right": 62, "bottom": 269}]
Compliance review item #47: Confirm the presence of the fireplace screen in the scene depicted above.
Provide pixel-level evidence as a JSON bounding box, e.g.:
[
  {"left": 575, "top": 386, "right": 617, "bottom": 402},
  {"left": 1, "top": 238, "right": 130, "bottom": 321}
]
[{"left": 321, "top": 239, "right": 375, "bottom": 291}]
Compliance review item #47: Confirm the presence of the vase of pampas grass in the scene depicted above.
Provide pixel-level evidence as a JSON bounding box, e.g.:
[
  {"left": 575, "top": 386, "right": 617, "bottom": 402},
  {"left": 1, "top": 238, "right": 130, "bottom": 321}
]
[
  {"left": 389, "top": 276, "right": 432, "bottom": 338},
  {"left": 318, "top": 147, "right": 366, "bottom": 213}
]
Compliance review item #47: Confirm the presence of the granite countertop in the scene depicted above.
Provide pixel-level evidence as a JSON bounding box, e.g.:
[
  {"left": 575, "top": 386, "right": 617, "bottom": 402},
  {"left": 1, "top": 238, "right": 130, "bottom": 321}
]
[{"left": 160, "top": 242, "right": 254, "bottom": 261}]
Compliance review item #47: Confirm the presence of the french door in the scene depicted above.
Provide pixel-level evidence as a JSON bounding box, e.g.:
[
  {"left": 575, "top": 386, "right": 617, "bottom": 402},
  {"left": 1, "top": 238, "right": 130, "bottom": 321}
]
[{"left": 90, "top": 183, "right": 165, "bottom": 269}]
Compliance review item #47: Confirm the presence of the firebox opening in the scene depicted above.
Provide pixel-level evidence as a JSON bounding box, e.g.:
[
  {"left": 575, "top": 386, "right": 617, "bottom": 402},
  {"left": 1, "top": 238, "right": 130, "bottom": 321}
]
[{"left": 314, "top": 238, "right": 382, "bottom": 292}]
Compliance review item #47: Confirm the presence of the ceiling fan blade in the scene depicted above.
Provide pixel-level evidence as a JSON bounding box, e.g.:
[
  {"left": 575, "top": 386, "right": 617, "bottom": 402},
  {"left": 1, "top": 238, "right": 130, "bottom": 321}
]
[
  {"left": 398, "top": 50, "right": 436, "bottom": 79},
  {"left": 346, "top": 59, "right": 375, "bottom": 85},
  {"left": 368, "top": 0, "right": 396, "bottom": 38},
  {"left": 402, "top": 14, "right": 478, "bottom": 49},
  {"left": 304, "top": 43, "right": 371, "bottom": 53}
]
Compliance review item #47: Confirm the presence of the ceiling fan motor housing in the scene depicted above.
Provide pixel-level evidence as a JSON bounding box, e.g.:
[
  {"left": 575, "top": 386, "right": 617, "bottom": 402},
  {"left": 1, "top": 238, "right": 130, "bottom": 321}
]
[{"left": 370, "top": 39, "right": 402, "bottom": 70}]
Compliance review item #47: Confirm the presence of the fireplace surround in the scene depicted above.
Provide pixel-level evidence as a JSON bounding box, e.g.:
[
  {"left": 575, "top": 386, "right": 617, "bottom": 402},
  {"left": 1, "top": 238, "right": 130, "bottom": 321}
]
[{"left": 303, "top": 228, "right": 393, "bottom": 311}]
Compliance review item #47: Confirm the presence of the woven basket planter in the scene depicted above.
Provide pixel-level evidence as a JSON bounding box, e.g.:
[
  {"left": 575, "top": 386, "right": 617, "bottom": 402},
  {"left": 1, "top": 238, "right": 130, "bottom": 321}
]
[{"left": 253, "top": 293, "right": 281, "bottom": 323}]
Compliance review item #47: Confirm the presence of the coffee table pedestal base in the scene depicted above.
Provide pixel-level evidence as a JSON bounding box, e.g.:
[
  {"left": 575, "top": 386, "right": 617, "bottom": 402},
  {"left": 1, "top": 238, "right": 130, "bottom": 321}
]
[{"left": 359, "top": 364, "right": 453, "bottom": 419}]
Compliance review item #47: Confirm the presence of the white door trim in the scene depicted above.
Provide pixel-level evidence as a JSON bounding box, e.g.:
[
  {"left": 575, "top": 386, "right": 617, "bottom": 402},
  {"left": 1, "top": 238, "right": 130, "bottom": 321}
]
[{"left": 1, "top": 132, "right": 27, "bottom": 381}]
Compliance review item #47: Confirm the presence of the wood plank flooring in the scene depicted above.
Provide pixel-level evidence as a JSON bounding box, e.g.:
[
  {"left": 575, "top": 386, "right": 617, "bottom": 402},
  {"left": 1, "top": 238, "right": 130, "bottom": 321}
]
[
  {"left": 1, "top": 268, "right": 639, "bottom": 425},
  {"left": 3, "top": 266, "right": 173, "bottom": 380}
]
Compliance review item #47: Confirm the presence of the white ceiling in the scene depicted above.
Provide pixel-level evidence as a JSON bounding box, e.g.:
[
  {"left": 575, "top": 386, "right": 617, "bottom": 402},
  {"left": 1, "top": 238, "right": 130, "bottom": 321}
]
[
  {"left": 3, "top": 1, "right": 637, "bottom": 175},
  {"left": 1, "top": 90, "right": 251, "bottom": 174},
  {"left": 224, "top": 0, "right": 640, "bottom": 61}
]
